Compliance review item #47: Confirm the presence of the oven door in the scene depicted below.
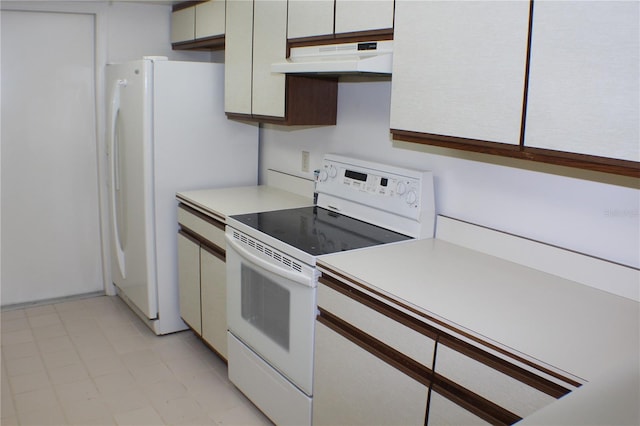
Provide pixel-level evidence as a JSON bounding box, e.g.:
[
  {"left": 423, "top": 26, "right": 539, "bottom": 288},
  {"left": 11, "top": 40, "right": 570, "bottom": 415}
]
[{"left": 225, "top": 231, "right": 318, "bottom": 396}]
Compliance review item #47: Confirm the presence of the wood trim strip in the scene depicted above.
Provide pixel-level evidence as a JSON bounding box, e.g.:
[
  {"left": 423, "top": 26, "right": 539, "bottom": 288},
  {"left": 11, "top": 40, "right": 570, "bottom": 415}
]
[
  {"left": 318, "top": 308, "right": 521, "bottom": 426},
  {"left": 288, "top": 31, "right": 393, "bottom": 49},
  {"left": 172, "top": 35, "right": 225, "bottom": 51},
  {"left": 178, "top": 203, "right": 225, "bottom": 231},
  {"left": 172, "top": 1, "right": 206, "bottom": 12},
  {"left": 200, "top": 240, "right": 225, "bottom": 262},
  {"left": 390, "top": 129, "right": 640, "bottom": 178},
  {"left": 519, "top": 0, "right": 535, "bottom": 147},
  {"left": 318, "top": 269, "right": 581, "bottom": 390}
]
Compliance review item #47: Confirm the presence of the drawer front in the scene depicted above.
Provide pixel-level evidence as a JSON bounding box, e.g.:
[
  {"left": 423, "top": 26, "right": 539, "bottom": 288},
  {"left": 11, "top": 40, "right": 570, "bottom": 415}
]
[
  {"left": 178, "top": 205, "right": 225, "bottom": 250},
  {"left": 318, "top": 281, "right": 436, "bottom": 369}
]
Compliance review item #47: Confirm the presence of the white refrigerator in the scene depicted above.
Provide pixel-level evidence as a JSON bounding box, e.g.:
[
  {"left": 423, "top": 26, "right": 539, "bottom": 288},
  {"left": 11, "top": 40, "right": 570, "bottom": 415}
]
[{"left": 106, "top": 57, "right": 258, "bottom": 335}]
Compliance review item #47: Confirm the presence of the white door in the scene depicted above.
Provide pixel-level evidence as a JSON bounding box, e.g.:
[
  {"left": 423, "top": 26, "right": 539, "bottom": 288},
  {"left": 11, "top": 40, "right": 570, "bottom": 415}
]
[{"left": 1, "top": 10, "right": 102, "bottom": 305}]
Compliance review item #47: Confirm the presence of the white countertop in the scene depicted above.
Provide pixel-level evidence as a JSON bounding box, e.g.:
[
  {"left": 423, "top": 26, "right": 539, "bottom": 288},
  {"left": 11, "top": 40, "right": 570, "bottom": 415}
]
[
  {"left": 317, "top": 238, "right": 639, "bottom": 425},
  {"left": 176, "top": 185, "right": 313, "bottom": 221}
]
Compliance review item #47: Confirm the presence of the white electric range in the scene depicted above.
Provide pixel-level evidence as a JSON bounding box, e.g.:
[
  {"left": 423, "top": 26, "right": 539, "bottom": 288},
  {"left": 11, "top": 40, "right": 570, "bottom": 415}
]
[{"left": 224, "top": 154, "right": 436, "bottom": 425}]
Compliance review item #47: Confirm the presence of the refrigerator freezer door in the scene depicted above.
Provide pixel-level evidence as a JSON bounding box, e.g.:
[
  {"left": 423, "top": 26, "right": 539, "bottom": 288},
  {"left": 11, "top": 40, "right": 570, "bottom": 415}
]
[{"left": 106, "top": 60, "right": 159, "bottom": 321}]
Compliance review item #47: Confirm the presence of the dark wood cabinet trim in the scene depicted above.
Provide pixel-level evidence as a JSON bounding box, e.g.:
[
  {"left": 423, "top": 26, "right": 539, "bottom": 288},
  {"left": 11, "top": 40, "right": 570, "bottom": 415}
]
[
  {"left": 179, "top": 226, "right": 225, "bottom": 260},
  {"left": 318, "top": 271, "right": 581, "bottom": 392},
  {"left": 200, "top": 240, "right": 225, "bottom": 262},
  {"left": 391, "top": 129, "right": 640, "bottom": 178},
  {"left": 288, "top": 30, "right": 393, "bottom": 50},
  {"left": 172, "top": 35, "right": 225, "bottom": 51},
  {"left": 172, "top": 1, "right": 206, "bottom": 12}
]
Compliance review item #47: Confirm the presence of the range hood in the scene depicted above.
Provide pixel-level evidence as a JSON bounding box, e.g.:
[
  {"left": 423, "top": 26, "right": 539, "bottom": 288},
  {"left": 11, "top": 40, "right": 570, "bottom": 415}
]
[{"left": 271, "top": 40, "right": 393, "bottom": 75}]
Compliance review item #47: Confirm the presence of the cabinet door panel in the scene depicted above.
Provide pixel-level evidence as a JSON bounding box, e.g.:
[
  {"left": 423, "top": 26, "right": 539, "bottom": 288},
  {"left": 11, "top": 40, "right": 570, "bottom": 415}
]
[
  {"left": 252, "top": 0, "right": 287, "bottom": 117},
  {"left": 313, "top": 322, "right": 428, "bottom": 425},
  {"left": 525, "top": 1, "right": 639, "bottom": 161},
  {"left": 201, "top": 246, "right": 228, "bottom": 359},
  {"left": 287, "top": 0, "right": 334, "bottom": 39},
  {"left": 195, "top": 0, "right": 226, "bottom": 39},
  {"left": 435, "top": 345, "right": 556, "bottom": 419},
  {"left": 171, "top": 7, "right": 195, "bottom": 43},
  {"left": 225, "top": 0, "right": 254, "bottom": 115},
  {"left": 334, "top": 0, "right": 394, "bottom": 34},
  {"left": 390, "top": 0, "right": 529, "bottom": 144},
  {"left": 178, "top": 232, "right": 201, "bottom": 334}
]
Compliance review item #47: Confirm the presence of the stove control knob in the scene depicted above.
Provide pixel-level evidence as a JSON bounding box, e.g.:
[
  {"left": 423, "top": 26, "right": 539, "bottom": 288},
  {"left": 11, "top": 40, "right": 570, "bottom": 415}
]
[
  {"left": 406, "top": 190, "right": 418, "bottom": 205},
  {"left": 396, "top": 182, "right": 407, "bottom": 195},
  {"left": 328, "top": 165, "right": 338, "bottom": 178},
  {"left": 318, "top": 170, "right": 329, "bottom": 182}
]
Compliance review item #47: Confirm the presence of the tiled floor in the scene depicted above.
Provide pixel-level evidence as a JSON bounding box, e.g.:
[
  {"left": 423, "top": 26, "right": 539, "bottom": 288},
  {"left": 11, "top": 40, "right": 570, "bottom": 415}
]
[{"left": 1, "top": 295, "right": 273, "bottom": 425}]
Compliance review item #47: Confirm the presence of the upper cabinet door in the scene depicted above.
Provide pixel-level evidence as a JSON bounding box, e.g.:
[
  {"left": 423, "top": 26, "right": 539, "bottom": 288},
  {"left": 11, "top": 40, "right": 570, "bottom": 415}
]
[
  {"left": 524, "top": 1, "right": 639, "bottom": 162},
  {"left": 225, "top": 0, "right": 254, "bottom": 115},
  {"left": 287, "top": 0, "right": 334, "bottom": 39},
  {"left": 252, "top": 0, "right": 287, "bottom": 118},
  {"left": 334, "top": 0, "right": 394, "bottom": 34},
  {"left": 171, "top": 6, "right": 195, "bottom": 43},
  {"left": 195, "top": 0, "right": 226, "bottom": 39},
  {"left": 390, "top": 0, "right": 529, "bottom": 145}
]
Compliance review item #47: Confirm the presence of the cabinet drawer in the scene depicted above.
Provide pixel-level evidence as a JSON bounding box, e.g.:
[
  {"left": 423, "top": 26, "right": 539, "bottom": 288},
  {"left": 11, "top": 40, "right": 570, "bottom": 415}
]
[
  {"left": 178, "top": 204, "right": 225, "bottom": 250},
  {"left": 318, "top": 280, "right": 436, "bottom": 369},
  {"left": 171, "top": 7, "right": 195, "bottom": 43}
]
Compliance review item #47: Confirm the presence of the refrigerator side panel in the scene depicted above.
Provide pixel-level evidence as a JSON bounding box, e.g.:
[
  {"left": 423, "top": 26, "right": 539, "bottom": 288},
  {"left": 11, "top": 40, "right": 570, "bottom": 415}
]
[
  {"left": 106, "top": 60, "right": 158, "bottom": 320},
  {"left": 152, "top": 60, "right": 258, "bottom": 334}
]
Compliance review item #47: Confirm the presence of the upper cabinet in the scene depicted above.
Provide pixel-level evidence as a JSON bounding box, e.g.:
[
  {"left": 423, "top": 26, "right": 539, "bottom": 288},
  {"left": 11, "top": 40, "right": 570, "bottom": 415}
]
[
  {"left": 172, "top": 0, "right": 226, "bottom": 50},
  {"left": 224, "top": 0, "right": 338, "bottom": 125},
  {"left": 390, "top": 0, "right": 530, "bottom": 146},
  {"left": 390, "top": 0, "right": 639, "bottom": 176},
  {"left": 524, "top": 1, "right": 639, "bottom": 163},
  {"left": 287, "top": 0, "right": 394, "bottom": 41}
]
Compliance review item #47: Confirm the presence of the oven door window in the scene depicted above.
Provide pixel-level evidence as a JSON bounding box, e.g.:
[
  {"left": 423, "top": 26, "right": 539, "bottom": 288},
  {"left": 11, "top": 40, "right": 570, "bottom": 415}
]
[{"left": 241, "top": 264, "right": 290, "bottom": 351}]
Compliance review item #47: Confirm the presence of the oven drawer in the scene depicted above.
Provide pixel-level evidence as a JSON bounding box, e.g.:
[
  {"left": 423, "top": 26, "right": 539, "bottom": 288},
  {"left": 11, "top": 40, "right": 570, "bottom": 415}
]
[{"left": 227, "top": 332, "right": 312, "bottom": 426}]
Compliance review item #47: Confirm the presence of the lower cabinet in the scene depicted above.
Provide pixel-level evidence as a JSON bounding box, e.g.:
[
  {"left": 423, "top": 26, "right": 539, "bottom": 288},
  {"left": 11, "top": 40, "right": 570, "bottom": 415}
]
[
  {"left": 313, "top": 320, "right": 429, "bottom": 426},
  {"left": 314, "top": 273, "right": 581, "bottom": 425},
  {"left": 177, "top": 204, "right": 228, "bottom": 360}
]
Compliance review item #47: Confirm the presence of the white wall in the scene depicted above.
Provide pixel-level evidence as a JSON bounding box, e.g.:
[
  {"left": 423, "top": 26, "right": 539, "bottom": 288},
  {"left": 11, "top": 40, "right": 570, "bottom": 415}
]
[{"left": 260, "top": 77, "right": 640, "bottom": 270}]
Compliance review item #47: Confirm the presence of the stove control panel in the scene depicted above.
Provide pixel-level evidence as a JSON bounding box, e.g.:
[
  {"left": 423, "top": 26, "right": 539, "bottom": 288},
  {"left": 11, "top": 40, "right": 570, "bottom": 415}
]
[{"left": 315, "top": 154, "right": 436, "bottom": 238}]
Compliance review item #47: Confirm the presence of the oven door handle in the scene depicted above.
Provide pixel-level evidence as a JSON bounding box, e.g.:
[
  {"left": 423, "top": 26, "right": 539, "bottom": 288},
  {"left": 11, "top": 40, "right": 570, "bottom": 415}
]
[{"left": 226, "top": 234, "right": 316, "bottom": 287}]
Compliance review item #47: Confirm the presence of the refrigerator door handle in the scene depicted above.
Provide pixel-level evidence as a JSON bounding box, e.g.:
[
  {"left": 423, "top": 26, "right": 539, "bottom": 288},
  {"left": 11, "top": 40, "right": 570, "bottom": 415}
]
[{"left": 109, "top": 79, "right": 127, "bottom": 279}]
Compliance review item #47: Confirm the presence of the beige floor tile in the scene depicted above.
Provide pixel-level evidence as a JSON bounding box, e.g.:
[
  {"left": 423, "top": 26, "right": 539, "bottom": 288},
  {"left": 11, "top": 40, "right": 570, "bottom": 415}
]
[
  {"left": 13, "top": 387, "right": 59, "bottom": 413},
  {"left": 36, "top": 335, "right": 75, "bottom": 354},
  {"left": 0, "top": 416, "right": 19, "bottom": 425},
  {"left": 113, "top": 405, "right": 164, "bottom": 426},
  {"left": 154, "top": 396, "right": 206, "bottom": 425},
  {"left": 24, "top": 305, "right": 56, "bottom": 318},
  {"left": 1, "top": 329, "right": 35, "bottom": 346},
  {"left": 1, "top": 317, "right": 31, "bottom": 333},
  {"left": 54, "top": 378, "right": 99, "bottom": 403},
  {"left": 1, "top": 309, "right": 26, "bottom": 321},
  {"left": 4, "top": 354, "right": 45, "bottom": 377},
  {"left": 41, "top": 348, "right": 82, "bottom": 370},
  {"left": 62, "top": 397, "right": 114, "bottom": 425},
  {"left": 17, "top": 406, "right": 67, "bottom": 426},
  {"left": 94, "top": 370, "right": 136, "bottom": 396},
  {"left": 48, "top": 362, "right": 89, "bottom": 385},
  {"left": 213, "top": 399, "right": 274, "bottom": 426},
  {"left": 130, "top": 361, "right": 174, "bottom": 385},
  {"left": 142, "top": 378, "right": 189, "bottom": 406},
  {"left": 8, "top": 371, "right": 51, "bottom": 394},
  {"left": 27, "top": 313, "right": 62, "bottom": 329},
  {"left": 83, "top": 353, "right": 127, "bottom": 378},
  {"left": 102, "top": 387, "right": 150, "bottom": 414},
  {"left": 1, "top": 391, "right": 17, "bottom": 419},
  {"left": 1, "top": 340, "right": 39, "bottom": 360},
  {"left": 31, "top": 323, "right": 67, "bottom": 340}
]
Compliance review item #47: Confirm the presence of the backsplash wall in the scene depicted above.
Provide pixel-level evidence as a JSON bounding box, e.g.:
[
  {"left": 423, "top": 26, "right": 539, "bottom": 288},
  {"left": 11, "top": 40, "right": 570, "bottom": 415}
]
[{"left": 260, "top": 77, "right": 640, "bottom": 270}]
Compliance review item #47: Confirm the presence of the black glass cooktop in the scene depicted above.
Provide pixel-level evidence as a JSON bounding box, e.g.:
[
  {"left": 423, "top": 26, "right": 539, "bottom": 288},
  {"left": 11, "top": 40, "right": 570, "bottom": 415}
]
[{"left": 230, "top": 206, "right": 411, "bottom": 256}]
